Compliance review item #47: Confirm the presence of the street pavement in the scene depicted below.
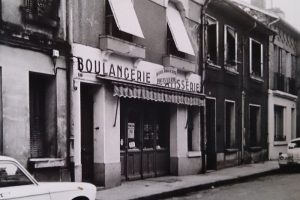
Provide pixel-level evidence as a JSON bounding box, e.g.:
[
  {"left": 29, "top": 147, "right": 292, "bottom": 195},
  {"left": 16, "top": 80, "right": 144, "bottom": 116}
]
[
  {"left": 166, "top": 171, "right": 300, "bottom": 200},
  {"left": 96, "top": 161, "right": 278, "bottom": 200}
]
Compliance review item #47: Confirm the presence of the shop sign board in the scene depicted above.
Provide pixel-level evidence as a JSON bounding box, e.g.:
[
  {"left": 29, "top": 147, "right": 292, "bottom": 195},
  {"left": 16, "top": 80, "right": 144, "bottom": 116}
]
[{"left": 73, "top": 44, "right": 201, "bottom": 93}]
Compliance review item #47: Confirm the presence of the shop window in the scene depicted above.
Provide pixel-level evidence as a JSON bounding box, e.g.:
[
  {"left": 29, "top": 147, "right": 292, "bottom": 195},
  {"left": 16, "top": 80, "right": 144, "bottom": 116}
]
[
  {"left": 225, "top": 101, "right": 236, "bottom": 148},
  {"left": 105, "top": 0, "right": 133, "bottom": 42},
  {"left": 29, "top": 73, "right": 57, "bottom": 158},
  {"left": 224, "top": 25, "right": 237, "bottom": 70},
  {"left": 274, "top": 105, "right": 285, "bottom": 141},
  {"left": 249, "top": 105, "right": 261, "bottom": 147},
  {"left": 22, "top": 0, "right": 60, "bottom": 29},
  {"left": 206, "top": 16, "right": 218, "bottom": 65},
  {"left": 187, "top": 107, "right": 200, "bottom": 152},
  {"left": 250, "top": 38, "right": 263, "bottom": 77}
]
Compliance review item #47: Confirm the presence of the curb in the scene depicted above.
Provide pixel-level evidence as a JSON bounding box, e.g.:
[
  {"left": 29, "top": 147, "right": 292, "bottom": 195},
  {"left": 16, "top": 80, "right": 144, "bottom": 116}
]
[{"left": 132, "top": 168, "right": 279, "bottom": 200}]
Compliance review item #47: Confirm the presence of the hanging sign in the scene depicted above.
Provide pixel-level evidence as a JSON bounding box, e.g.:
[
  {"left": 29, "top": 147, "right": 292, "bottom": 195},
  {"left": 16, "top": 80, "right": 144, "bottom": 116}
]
[{"left": 128, "top": 123, "right": 135, "bottom": 139}]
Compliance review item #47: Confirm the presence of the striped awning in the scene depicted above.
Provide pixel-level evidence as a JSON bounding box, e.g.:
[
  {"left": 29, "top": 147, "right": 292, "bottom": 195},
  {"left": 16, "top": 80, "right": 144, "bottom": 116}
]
[{"left": 113, "top": 82, "right": 204, "bottom": 106}]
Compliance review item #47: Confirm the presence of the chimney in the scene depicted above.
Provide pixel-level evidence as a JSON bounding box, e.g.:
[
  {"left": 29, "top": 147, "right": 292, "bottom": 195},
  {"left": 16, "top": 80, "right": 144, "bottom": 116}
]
[{"left": 250, "top": 0, "right": 266, "bottom": 9}]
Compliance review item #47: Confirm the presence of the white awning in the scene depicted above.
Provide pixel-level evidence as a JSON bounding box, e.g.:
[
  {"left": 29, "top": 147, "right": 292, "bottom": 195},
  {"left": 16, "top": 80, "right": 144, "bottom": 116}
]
[
  {"left": 108, "top": 0, "right": 144, "bottom": 38},
  {"left": 166, "top": 4, "right": 195, "bottom": 56}
]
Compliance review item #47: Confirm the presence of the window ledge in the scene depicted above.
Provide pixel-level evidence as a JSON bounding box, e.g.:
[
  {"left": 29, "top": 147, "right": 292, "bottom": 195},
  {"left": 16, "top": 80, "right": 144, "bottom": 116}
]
[
  {"left": 207, "top": 62, "right": 221, "bottom": 70},
  {"left": 187, "top": 151, "right": 201, "bottom": 158},
  {"left": 225, "top": 148, "right": 239, "bottom": 153},
  {"left": 163, "top": 55, "right": 196, "bottom": 72},
  {"left": 28, "top": 158, "right": 65, "bottom": 169},
  {"left": 99, "top": 35, "right": 146, "bottom": 59},
  {"left": 274, "top": 141, "right": 288, "bottom": 146},
  {"left": 225, "top": 66, "right": 239, "bottom": 75},
  {"left": 250, "top": 74, "right": 264, "bottom": 83},
  {"left": 247, "top": 146, "right": 263, "bottom": 152}
]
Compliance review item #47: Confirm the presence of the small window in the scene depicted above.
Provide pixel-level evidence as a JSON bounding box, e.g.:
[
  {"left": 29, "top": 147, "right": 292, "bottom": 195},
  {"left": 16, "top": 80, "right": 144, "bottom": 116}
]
[
  {"left": 30, "top": 73, "right": 57, "bottom": 158},
  {"left": 274, "top": 105, "right": 285, "bottom": 141},
  {"left": 206, "top": 16, "right": 218, "bottom": 65},
  {"left": 22, "top": 0, "right": 60, "bottom": 28},
  {"left": 224, "top": 25, "right": 237, "bottom": 70},
  {"left": 250, "top": 38, "right": 263, "bottom": 77},
  {"left": 187, "top": 107, "right": 200, "bottom": 152},
  {"left": 225, "top": 101, "right": 236, "bottom": 148},
  {"left": 0, "top": 162, "right": 33, "bottom": 187},
  {"left": 249, "top": 105, "right": 261, "bottom": 146}
]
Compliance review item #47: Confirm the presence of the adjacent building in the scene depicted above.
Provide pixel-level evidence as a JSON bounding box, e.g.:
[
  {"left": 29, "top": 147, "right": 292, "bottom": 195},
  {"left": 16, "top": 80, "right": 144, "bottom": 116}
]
[
  {"left": 232, "top": 0, "right": 300, "bottom": 160},
  {"left": 204, "top": 0, "right": 274, "bottom": 169},
  {"left": 0, "top": 0, "right": 69, "bottom": 181}
]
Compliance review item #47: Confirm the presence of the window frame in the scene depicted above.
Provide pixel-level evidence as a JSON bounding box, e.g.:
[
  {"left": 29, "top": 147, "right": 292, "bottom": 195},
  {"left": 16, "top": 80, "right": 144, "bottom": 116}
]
[
  {"left": 224, "top": 100, "right": 236, "bottom": 149},
  {"left": 274, "top": 105, "right": 286, "bottom": 142},
  {"left": 249, "top": 38, "right": 264, "bottom": 77},
  {"left": 224, "top": 25, "right": 238, "bottom": 71},
  {"left": 249, "top": 104, "right": 262, "bottom": 147},
  {"left": 206, "top": 15, "right": 219, "bottom": 65}
]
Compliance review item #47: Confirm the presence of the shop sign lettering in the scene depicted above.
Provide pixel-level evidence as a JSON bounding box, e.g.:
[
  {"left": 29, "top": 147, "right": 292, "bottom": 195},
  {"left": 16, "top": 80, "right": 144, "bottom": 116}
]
[{"left": 77, "top": 57, "right": 151, "bottom": 84}]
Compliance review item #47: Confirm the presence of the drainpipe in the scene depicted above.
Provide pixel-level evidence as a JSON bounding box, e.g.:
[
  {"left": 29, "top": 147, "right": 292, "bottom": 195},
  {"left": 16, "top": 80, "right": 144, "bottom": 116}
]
[
  {"left": 200, "top": 0, "right": 211, "bottom": 174},
  {"left": 66, "top": 0, "right": 75, "bottom": 181},
  {"left": 241, "top": 21, "right": 257, "bottom": 163}
]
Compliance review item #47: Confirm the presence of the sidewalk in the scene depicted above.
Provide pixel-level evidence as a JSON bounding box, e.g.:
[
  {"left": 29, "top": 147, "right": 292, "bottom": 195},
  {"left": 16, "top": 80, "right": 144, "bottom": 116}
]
[{"left": 96, "top": 161, "right": 279, "bottom": 200}]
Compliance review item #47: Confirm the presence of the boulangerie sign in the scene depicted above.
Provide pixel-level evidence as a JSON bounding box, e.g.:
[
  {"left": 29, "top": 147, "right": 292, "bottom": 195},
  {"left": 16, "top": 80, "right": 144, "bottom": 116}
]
[{"left": 73, "top": 44, "right": 201, "bottom": 93}]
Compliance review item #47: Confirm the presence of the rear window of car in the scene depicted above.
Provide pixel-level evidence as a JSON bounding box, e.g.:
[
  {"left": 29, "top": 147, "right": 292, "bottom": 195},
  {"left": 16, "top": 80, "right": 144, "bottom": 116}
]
[
  {"left": 290, "top": 141, "right": 300, "bottom": 148},
  {"left": 0, "top": 162, "right": 33, "bottom": 188}
]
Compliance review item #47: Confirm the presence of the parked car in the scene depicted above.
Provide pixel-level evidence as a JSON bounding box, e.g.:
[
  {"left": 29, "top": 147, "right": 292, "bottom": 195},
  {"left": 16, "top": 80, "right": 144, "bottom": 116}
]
[
  {"left": 278, "top": 138, "right": 300, "bottom": 169},
  {"left": 0, "top": 156, "right": 96, "bottom": 200}
]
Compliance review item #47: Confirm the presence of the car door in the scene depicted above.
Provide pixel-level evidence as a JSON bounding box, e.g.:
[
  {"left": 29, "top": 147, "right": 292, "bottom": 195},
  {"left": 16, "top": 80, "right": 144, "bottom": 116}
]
[{"left": 0, "top": 161, "right": 51, "bottom": 200}]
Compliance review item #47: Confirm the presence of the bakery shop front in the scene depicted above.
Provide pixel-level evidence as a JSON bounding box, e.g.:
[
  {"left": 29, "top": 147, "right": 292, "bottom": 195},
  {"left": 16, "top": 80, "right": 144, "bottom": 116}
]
[{"left": 71, "top": 44, "right": 204, "bottom": 187}]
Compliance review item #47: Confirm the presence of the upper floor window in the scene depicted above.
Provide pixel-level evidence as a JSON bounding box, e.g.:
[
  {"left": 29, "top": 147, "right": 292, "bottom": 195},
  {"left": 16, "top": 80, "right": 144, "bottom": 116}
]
[
  {"left": 105, "top": 0, "right": 144, "bottom": 41},
  {"left": 224, "top": 25, "right": 237, "bottom": 70},
  {"left": 250, "top": 38, "right": 263, "bottom": 77},
  {"left": 206, "top": 16, "right": 218, "bottom": 65},
  {"left": 22, "top": 0, "right": 60, "bottom": 29},
  {"left": 166, "top": 3, "right": 195, "bottom": 58}
]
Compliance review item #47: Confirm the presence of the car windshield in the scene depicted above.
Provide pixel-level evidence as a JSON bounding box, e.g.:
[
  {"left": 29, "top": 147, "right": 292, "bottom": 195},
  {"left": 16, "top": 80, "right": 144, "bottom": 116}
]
[{"left": 0, "top": 161, "right": 33, "bottom": 188}]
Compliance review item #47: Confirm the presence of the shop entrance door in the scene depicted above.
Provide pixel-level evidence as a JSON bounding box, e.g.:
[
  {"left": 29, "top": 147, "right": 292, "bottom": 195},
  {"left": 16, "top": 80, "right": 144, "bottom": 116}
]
[
  {"left": 81, "top": 83, "right": 95, "bottom": 183},
  {"left": 120, "top": 100, "right": 169, "bottom": 180},
  {"left": 206, "top": 98, "right": 217, "bottom": 170}
]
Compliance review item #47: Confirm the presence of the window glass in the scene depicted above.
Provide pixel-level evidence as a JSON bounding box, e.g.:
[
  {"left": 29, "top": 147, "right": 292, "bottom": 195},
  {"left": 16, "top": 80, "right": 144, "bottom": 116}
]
[
  {"left": 0, "top": 162, "right": 33, "bottom": 188},
  {"left": 251, "top": 40, "right": 262, "bottom": 76},
  {"left": 207, "top": 17, "right": 217, "bottom": 64}
]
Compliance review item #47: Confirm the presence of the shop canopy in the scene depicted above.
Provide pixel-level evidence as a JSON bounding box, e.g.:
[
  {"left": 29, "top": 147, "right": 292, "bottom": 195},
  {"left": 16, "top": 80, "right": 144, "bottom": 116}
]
[
  {"left": 113, "top": 81, "right": 204, "bottom": 107},
  {"left": 166, "top": 3, "right": 195, "bottom": 56},
  {"left": 108, "top": 0, "right": 144, "bottom": 38}
]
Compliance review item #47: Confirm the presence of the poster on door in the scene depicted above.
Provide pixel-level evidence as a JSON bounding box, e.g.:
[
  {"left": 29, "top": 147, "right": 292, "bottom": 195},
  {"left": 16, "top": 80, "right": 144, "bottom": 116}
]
[{"left": 128, "top": 123, "right": 135, "bottom": 139}]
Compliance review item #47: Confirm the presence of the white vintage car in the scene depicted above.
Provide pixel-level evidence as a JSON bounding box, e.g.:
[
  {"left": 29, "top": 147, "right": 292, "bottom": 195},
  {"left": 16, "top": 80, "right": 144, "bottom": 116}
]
[
  {"left": 278, "top": 138, "right": 300, "bottom": 169},
  {"left": 0, "top": 156, "right": 96, "bottom": 200}
]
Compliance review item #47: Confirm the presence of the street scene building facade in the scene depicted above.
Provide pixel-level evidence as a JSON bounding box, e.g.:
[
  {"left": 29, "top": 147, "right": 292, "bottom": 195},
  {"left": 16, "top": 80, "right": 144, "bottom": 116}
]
[
  {"left": 0, "top": 0, "right": 300, "bottom": 191},
  {"left": 0, "top": 0, "right": 70, "bottom": 181}
]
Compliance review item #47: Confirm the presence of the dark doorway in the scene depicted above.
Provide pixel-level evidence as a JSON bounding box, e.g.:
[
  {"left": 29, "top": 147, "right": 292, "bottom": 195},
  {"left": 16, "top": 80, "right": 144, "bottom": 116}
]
[
  {"left": 81, "top": 83, "right": 95, "bottom": 183},
  {"left": 206, "top": 98, "right": 216, "bottom": 170},
  {"left": 120, "top": 99, "right": 170, "bottom": 180}
]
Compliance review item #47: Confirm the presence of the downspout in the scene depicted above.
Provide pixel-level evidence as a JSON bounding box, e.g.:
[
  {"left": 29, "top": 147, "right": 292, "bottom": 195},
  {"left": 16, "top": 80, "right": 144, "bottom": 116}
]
[
  {"left": 241, "top": 21, "right": 257, "bottom": 164},
  {"left": 200, "top": 0, "right": 211, "bottom": 174},
  {"left": 66, "top": 0, "right": 75, "bottom": 181}
]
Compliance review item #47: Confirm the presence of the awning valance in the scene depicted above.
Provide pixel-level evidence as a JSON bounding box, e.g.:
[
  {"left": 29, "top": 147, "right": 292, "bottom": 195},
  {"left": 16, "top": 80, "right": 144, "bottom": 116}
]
[{"left": 113, "top": 82, "right": 204, "bottom": 106}]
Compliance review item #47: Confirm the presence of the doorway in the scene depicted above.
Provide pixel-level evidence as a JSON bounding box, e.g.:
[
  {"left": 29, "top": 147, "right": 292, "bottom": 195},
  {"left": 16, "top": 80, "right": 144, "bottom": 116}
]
[
  {"left": 120, "top": 99, "right": 170, "bottom": 180},
  {"left": 206, "top": 98, "right": 217, "bottom": 170},
  {"left": 80, "top": 83, "right": 95, "bottom": 183}
]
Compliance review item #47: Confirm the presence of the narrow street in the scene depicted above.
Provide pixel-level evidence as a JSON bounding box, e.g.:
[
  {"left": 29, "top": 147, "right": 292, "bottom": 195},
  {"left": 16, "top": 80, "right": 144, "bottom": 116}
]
[{"left": 166, "top": 172, "right": 300, "bottom": 200}]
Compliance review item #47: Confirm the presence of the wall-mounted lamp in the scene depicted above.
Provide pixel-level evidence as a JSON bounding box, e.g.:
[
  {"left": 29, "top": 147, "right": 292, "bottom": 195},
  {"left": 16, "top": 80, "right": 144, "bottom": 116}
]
[{"left": 52, "top": 49, "right": 60, "bottom": 74}]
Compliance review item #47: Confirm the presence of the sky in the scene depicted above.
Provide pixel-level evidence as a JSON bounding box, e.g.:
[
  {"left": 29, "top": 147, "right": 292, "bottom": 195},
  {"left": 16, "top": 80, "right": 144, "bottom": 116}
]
[{"left": 242, "top": 0, "right": 300, "bottom": 32}]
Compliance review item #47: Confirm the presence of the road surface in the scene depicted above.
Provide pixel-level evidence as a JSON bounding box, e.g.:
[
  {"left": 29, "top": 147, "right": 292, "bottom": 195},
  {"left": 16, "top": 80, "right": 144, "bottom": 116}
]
[{"left": 165, "top": 172, "right": 300, "bottom": 200}]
